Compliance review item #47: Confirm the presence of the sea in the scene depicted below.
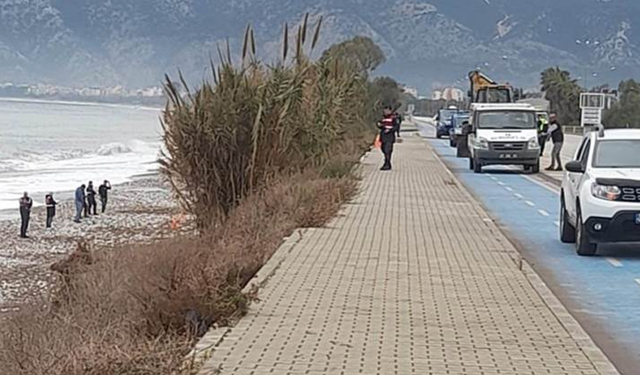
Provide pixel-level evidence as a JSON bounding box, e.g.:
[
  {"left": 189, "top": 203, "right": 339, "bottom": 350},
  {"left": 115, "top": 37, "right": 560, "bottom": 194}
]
[{"left": 0, "top": 98, "right": 163, "bottom": 218}]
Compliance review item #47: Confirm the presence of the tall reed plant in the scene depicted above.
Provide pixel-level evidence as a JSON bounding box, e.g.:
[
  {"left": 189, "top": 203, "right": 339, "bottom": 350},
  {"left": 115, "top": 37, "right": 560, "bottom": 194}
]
[{"left": 161, "top": 15, "right": 371, "bottom": 230}]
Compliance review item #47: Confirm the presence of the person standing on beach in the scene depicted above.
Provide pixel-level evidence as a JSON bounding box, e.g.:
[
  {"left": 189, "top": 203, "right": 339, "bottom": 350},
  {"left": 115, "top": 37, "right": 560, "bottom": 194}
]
[
  {"left": 45, "top": 193, "right": 57, "bottom": 229},
  {"left": 19, "top": 192, "right": 33, "bottom": 238},
  {"left": 74, "top": 184, "right": 86, "bottom": 223},
  {"left": 86, "top": 181, "right": 97, "bottom": 216},
  {"left": 99, "top": 180, "right": 111, "bottom": 213}
]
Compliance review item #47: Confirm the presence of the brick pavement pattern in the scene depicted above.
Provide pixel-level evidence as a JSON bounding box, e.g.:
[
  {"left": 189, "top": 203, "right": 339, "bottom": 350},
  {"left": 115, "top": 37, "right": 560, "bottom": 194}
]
[{"left": 200, "top": 136, "right": 614, "bottom": 375}]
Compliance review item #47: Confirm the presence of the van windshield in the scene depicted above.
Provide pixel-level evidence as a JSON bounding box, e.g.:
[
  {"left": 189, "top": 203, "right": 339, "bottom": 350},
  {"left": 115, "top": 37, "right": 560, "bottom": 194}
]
[
  {"left": 593, "top": 140, "right": 640, "bottom": 168},
  {"left": 477, "top": 111, "right": 536, "bottom": 130}
]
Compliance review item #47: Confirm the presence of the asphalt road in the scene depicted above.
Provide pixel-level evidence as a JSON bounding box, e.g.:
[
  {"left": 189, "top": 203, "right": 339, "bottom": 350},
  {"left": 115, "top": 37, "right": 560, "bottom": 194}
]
[{"left": 415, "top": 119, "right": 640, "bottom": 375}]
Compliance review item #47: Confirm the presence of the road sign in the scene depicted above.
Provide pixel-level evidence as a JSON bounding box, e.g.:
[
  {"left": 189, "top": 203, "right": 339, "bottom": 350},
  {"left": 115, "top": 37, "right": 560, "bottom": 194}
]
[
  {"left": 580, "top": 93, "right": 605, "bottom": 109},
  {"left": 580, "top": 93, "right": 605, "bottom": 127},
  {"left": 581, "top": 107, "right": 602, "bottom": 127}
]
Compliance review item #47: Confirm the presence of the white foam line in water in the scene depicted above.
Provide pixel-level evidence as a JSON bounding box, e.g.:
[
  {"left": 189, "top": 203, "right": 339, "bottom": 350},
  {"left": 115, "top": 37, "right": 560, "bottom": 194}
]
[{"left": 606, "top": 258, "right": 623, "bottom": 268}]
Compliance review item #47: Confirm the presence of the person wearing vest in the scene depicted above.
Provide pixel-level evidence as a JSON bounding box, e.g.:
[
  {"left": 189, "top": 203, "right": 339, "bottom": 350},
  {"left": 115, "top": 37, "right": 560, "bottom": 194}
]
[
  {"left": 377, "top": 107, "right": 400, "bottom": 171},
  {"left": 545, "top": 113, "right": 564, "bottom": 171},
  {"left": 537, "top": 114, "right": 549, "bottom": 156}
]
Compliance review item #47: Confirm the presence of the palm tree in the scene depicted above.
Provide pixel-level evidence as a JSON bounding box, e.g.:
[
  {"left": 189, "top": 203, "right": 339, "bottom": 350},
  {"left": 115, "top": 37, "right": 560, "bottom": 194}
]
[{"left": 541, "top": 67, "right": 582, "bottom": 124}]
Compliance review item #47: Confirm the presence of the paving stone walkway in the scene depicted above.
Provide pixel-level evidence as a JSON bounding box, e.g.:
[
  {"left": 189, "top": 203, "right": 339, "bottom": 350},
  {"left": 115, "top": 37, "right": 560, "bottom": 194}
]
[{"left": 199, "top": 135, "right": 618, "bottom": 375}]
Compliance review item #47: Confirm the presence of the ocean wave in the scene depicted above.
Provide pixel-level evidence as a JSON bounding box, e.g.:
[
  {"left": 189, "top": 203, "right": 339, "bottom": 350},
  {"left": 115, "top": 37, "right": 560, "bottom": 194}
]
[{"left": 0, "top": 141, "right": 157, "bottom": 172}]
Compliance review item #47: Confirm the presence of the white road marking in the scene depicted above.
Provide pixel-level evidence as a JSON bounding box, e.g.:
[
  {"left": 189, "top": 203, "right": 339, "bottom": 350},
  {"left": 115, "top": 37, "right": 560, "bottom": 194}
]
[
  {"left": 525, "top": 201, "right": 536, "bottom": 207},
  {"left": 497, "top": 181, "right": 506, "bottom": 186},
  {"left": 490, "top": 177, "right": 498, "bottom": 181},
  {"left": 522, "top": 174, "right": 560, "bottom": 194},
  {"left": 606, "top": 258, "right": 623, "bottom": 268},
  {"left": 554, "top": 221, "right": 560, "bottom": 227},
  {"left": 634, "top": 279, "right": 640, "bottom": 287},
  {"left": 505, "top": 187, "right": 514, "bottom": 192},
  {"left": 514, "top": 193, "right": 524, "bottom": 199},
  {"left": 538, "top": 210, "right": 550, "bottom": 217}
]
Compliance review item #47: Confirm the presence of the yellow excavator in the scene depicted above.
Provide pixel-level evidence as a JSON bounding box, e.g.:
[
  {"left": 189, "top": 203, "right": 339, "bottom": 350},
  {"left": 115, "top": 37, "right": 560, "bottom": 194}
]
[{"left": 468, "top": 70, "right": 513, "bottom": 104}]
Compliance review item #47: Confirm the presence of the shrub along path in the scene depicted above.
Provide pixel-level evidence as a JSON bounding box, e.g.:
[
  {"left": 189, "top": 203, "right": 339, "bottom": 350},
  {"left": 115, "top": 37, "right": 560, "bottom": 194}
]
[{"left": 198, "top": 134, "right": 619, "bottom": 375}]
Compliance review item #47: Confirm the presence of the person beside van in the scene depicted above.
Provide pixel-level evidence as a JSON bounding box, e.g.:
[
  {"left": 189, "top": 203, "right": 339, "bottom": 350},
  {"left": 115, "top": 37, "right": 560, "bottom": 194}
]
[
  {"left": 545, "top": 113, "right": 564, "bottom": 171},
  {"left": 537, "top": 114, "right": 549, "bottom": 156}
]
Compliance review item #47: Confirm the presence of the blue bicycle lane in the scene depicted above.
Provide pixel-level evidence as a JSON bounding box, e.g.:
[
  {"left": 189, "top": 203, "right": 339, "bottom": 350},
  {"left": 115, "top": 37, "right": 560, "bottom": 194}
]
[{"left": 423, "top": 132, "right": 640, "bottom": 374}]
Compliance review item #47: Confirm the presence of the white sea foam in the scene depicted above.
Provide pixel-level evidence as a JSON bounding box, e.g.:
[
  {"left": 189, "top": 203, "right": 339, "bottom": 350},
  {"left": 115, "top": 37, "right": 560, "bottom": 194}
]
[{"left": 0, "top": 99, "right": 162, "bottom": 216}]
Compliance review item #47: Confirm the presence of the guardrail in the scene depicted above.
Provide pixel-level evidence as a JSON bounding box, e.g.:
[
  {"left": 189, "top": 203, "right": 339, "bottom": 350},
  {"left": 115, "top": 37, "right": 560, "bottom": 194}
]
[{"left": 563, "top": 125, "right": 583, "bottom": 135}]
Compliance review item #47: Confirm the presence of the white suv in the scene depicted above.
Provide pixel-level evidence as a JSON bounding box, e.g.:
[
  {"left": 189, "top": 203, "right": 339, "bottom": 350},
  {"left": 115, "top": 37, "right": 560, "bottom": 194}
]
[{"left": 560, "top": 128, "right": 640, "bottom": 256}]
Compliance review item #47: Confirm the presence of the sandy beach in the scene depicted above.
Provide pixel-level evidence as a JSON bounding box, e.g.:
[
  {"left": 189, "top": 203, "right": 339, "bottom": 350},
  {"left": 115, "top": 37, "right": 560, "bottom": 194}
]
[{"left": 0, "top": 175, "right": 190, "bottom": 314}]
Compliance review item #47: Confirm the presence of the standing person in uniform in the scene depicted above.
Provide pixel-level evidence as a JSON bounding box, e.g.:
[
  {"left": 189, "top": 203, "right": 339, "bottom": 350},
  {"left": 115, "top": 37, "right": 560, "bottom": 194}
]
[
  {"left": 74, "top": 184, "right": 86, "bottom": 223},
  {"left": 19, "top": 192, "right": 33, "bottom": 238},
  {"left": 99, "top": 180, "right": 111, "bottom": 213},
  {"left": 86, "top": 181, "right": 97, "bottom": 216},
  {"left": 45, "top": 193, "right": 57, "bottom": 229},
  {"left": 377, "top": 106, "right": 400, "bottom": 171},
  {"left": 545, "top": 113, "right": 565, "bottom": 171},
  {"left": 537, "top": 114, "right": 549, "bottom": 156}
]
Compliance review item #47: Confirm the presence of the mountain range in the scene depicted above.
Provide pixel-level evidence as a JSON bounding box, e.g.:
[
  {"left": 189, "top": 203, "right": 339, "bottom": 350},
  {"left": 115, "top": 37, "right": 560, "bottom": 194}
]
[{"left": 1, "top": 0, "right": 639, "bottom": 93}]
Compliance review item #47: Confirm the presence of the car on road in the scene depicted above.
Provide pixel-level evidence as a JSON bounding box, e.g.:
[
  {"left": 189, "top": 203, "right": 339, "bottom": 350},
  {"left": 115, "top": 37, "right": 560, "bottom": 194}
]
[
  {"left": 464, "top": 103, "right": 541, "bottom": 174},
  {"left": 435, "top": 107, "right": 459, "bottom": 139},
  {"left": 560, "top": 128, "right": 640, "bottom": 256},
  {"left": 449, "top": 112, "right": 470, "bottom": 148}
]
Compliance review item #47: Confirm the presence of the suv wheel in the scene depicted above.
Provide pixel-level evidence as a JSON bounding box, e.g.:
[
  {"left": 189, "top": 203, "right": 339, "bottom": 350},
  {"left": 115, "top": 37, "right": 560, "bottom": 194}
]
[
  {"left": 473, "top": 159, "right": 482, "bottom": 174},
  {"left": 576, "top": 207, "right": 597, "bottom": 256},
  {"left": 560, "top": 194, "right": 576, "bottom": 243}
]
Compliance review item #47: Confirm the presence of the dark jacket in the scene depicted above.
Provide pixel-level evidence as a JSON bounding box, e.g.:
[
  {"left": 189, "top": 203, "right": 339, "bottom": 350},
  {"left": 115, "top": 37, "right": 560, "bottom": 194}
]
[
  {"left": 99, "top": 184, "right": 111, "bottom": 199},
  {"left": 549, "top": 121, "right": 565, "bottom": 143},
  {"left": 19, "top": 197, "right": 33, "bottom": 212},
  {"left": 86, "top": 185, "right": 97, "bottom": 199},
  {"left": 45, "top": 195, "right": 57, "bottom": 216}
]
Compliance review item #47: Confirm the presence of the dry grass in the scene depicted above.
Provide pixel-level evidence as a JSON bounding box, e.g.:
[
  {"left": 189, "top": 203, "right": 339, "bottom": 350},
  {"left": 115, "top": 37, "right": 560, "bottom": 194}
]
[{"left": 0, "top": 173, "right": 358, "bottom": 375}]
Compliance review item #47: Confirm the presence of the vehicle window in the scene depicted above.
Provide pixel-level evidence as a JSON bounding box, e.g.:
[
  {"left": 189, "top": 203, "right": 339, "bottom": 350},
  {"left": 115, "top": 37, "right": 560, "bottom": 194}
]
[
  {"left": 580, "top": 140, "right": 591, "bottom": 167},
  {"left": 593, "top": 140, "right": 640, "bottom": 168},
  {"left": 575, "top": 137, "right": 589, "bottom": 160},
  {"left": 453, "top": 116, "right": 470, "bottom": 128},
  {"left": 439, "top": 110, "right": 455, "bottom": 123},
  {"left": 477, "top": 111, "right": 536, "bottom": 130}
]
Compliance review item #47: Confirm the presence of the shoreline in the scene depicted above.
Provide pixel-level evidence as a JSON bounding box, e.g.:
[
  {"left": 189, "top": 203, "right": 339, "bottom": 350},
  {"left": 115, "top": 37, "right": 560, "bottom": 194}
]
[
  {"left": 0, "top": 96, "right": 163, "bottom": 112},
  {"left": 0, "top": 169, "right": 161, "bottom": 222},
  {"left": 0, "top": 175, "right": 189, "bottom": 315}
]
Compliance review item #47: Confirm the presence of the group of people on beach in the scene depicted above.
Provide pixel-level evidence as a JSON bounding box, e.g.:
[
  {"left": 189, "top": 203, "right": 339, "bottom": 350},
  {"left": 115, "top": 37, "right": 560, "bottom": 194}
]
[{"left": 18, "top": 180, "right": 112, "bottom": 239}]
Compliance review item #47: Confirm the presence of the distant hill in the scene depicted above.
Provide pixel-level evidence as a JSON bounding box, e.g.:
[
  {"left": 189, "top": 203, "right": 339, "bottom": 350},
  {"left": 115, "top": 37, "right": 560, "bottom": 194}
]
[{"left": 1, "top": 0, "right": 639, "bottom": 92}]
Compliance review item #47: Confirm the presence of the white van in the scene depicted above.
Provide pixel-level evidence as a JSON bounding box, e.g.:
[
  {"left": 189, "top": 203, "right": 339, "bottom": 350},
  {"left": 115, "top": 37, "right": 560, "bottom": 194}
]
[{"left": 464, "top": 103, "right": 541, "bottom": 174}]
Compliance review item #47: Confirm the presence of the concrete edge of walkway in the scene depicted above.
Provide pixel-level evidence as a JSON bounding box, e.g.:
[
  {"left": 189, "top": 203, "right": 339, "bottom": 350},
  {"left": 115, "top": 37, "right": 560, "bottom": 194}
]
[
  {"left": 187, "top": 229, "right": 306, "bottom": 374},
  {"left": 424, "top": 136, "right": 621, "bottom": 375}
]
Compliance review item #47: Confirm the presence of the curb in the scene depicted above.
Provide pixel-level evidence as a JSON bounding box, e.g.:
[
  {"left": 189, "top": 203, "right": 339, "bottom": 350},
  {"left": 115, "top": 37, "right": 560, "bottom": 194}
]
[
  {"left": 522, "top": 261, "right": 621, "bottom": 375},
  {"left": 185, "top": 229, "right": 306, "bottom": 374}
]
